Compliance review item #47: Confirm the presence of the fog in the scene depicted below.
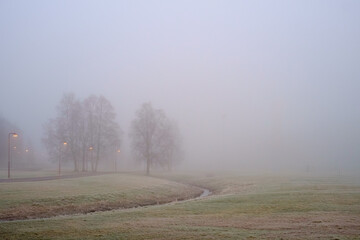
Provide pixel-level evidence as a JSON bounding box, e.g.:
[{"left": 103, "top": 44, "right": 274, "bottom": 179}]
[{"left": 1, "top": 0, "right": 360, "bottom": 174}]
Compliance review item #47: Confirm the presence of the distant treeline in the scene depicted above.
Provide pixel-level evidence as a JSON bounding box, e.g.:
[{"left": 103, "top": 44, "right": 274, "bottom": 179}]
[
  {"left": 0, "top": 116, "right": 36, "bottom": 169},
  {"left": 1, "top": 93, "right": 183, "bottom": 174}
]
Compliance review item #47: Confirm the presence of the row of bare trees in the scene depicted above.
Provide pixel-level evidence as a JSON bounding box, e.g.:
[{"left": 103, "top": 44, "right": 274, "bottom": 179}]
[
  {"left": 43, "top": 96, "right": 182, "bottom": 174},
  {"left": 130, "top": 103, "right": 183, "bottom": 175},
  {"left": 43, "top": 93, "right": 121, "bottom": 172}
]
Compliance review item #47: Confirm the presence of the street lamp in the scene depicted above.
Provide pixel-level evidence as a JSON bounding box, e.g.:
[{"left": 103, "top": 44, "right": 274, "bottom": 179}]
[
  {"left": 88, "top": 146, "right": 93, "bottom": 172},
  {"left": 115, "top": 149, "right": 120, "bottom": 172},
  {"left": 59, "top": 141, "right": 67, "bottom": 176},
  {"left": 8, "top": 132, "right": 18, "bottom": 178}
]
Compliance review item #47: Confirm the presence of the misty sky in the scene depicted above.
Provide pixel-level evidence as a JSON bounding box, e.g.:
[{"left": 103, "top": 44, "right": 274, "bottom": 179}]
[{"left": 1, "top": 0, "right": 360, "bottom": 172}]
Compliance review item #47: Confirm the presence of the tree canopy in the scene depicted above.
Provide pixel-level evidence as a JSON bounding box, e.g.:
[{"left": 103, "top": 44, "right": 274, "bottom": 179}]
[
  {"left": 43, "top": 93, "right": 121, "bottom": 172},
  {"left": 129, "top": 102, "right": 182, "bottom": 175}
]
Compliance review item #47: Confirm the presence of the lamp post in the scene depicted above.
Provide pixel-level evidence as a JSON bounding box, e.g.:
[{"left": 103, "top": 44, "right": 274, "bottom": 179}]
[
  {"left": 89, "top": 146, "right": 93, "bottom": 172},
  {"left": 116, "top": 149, "right": 120, "bottom": 172},
  {"left": 8, "top": 132, "right": 18, "bottom": 179},
  {"left": 59, "top": 141, "right": 67, "bottom": 176}
]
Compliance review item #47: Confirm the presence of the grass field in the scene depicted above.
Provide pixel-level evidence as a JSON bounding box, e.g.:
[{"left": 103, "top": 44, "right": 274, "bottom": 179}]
[
  {"left": 0, "top": 172, "right": 202, "bottom": 220},
  {"left": 0, "top": 172, "right": 360, "bottom": 239},
  {"left": 0, "top": 169, "right": 97, "bottom": 180},
  {"left": 0, "top": 169, "right": 68, "bottom": 179}
]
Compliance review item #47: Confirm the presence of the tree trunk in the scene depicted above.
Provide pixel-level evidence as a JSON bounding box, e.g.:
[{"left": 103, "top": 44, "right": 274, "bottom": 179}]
[
  {"left": 73, "top": 158, "right": 77, "bottom": 172},
  {"left": 167, "top": 161, "right": 171, "bottom": 171},
  {"left": 91, "top": 151, "right": 95, "bottom": 172},
  {"left": 146, "top": 157, "right": 150, "bottom": 175},
  {"left": 95, "top": 148, "right": 99, "bottom": 172},
  {"left": 82, "top": 147, "right": 85, "bottom": 171}
]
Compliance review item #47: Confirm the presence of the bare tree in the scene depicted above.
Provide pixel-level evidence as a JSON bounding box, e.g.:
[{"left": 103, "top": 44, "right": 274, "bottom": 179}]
[
  {"left": 156, "top": 119, "right": 183, "bottom": 171},
  {"left": 42, "top": 118, "right": 67, "bottom": 167},
  {"left": 43, "top": 93, "right": 121, "bottom": 172},
  {"left": 83, "top": 95, "right": 120, "bottom": 172},
  {"left": 130, "top": 103, "right": 159, "bottom": 175},
  {"left": 56, "top": 93, "right": 82, "bottom": 171},
  {"left": 83, "top": 95, "right": 97, "bottom": 171},
  {"left": 78, "top": 101, "right": 89, "bottom": 172},
  {"left": 129, "top": 102, "right": 182, "bottom": 174}
]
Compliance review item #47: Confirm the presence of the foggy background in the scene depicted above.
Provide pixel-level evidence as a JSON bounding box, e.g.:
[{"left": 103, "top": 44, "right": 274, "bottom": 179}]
[{"left": 1, "top": 0, "right": 360, "bottom": 174}]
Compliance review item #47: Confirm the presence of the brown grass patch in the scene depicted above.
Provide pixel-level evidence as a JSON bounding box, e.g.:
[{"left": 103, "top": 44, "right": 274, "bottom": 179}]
[{"left": 0, "top": 186, "right": 202, "bottom": 221}]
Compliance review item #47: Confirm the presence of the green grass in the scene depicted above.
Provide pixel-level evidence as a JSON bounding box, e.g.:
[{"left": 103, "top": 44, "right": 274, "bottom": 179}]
[
  {"left": 0, "top": 173, "right": 202, "bottom": 220},
  {"left": 0, "top": 169, "right": 76, "bottom": 179},
  {"left": 1, "top": 172, "right": 360, "bottom": 239}
]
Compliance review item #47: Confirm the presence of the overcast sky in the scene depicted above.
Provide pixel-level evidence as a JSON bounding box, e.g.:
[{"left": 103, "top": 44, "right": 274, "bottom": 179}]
[{"left": 1, "top": 0, "right": 360, "bottom": 172}]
